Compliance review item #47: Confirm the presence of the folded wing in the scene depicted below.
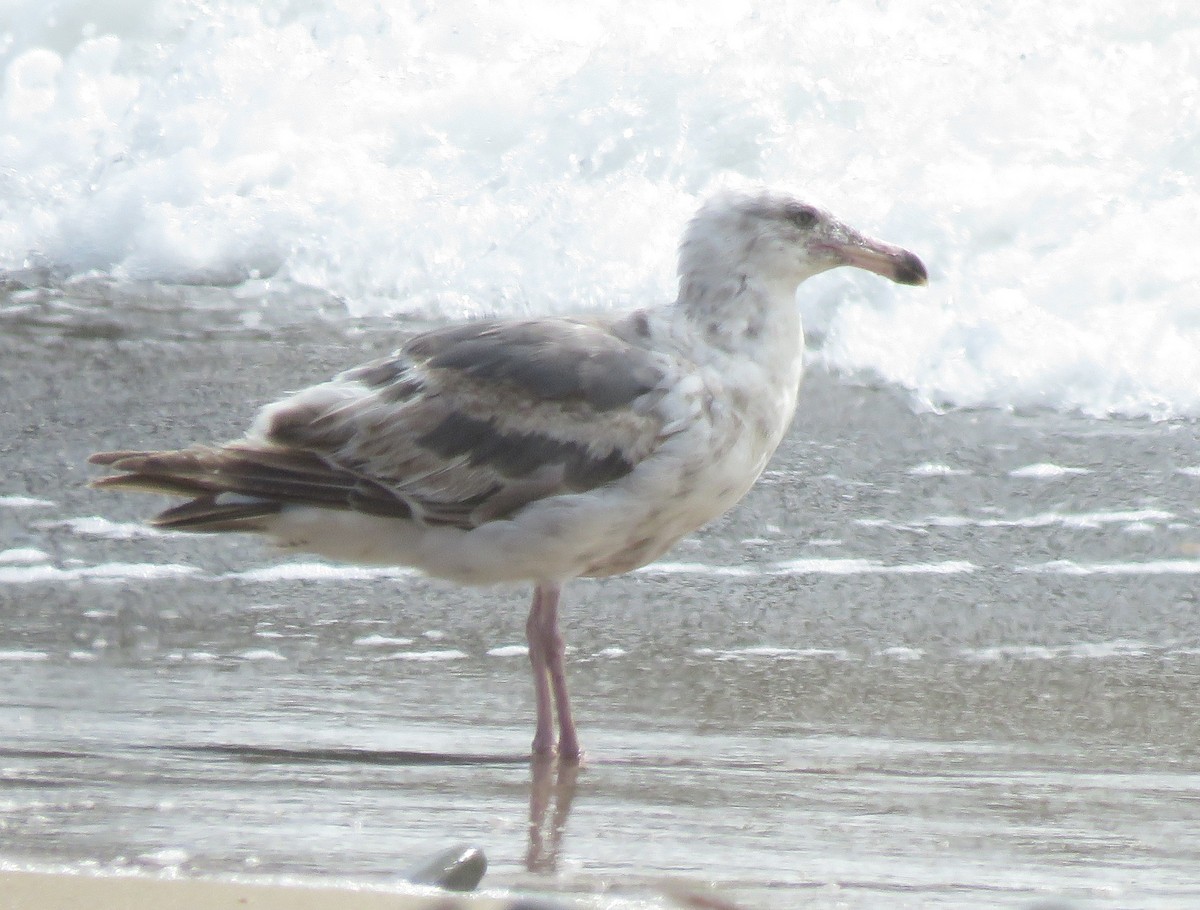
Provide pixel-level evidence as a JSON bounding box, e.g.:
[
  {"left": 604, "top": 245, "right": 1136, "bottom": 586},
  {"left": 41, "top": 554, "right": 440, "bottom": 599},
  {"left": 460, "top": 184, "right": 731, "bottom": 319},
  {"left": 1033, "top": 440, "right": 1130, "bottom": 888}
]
[{"left": 90, "top": 316, "right": 670, "bottom": 532}]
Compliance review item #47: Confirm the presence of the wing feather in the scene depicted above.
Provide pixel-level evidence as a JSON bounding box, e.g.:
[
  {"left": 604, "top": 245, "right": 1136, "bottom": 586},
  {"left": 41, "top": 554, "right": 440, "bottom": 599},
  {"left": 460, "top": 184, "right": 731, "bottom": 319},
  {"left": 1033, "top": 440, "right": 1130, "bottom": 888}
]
[{"left": 91, "top": 316, "right": 673, "bottom": 532}]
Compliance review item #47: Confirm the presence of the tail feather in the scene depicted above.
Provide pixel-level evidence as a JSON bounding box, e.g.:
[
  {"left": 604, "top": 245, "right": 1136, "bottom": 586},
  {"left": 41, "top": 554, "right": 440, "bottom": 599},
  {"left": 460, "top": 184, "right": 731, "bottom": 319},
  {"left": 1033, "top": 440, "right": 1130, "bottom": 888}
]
[
  {"left": 152, "top": 496, "right": 282, "bottom": 532},
  {"left": 89, "top": 448, "right": 222, "bottom": 475},
  {"left": 88, "top": 443, "right": 414, "bottom": 535},
  {"left": 90, "top": 472, "right": 223, "bottom": 497},
  {"left": 88, "top": 450, "right": 160, "bottom": 467}
]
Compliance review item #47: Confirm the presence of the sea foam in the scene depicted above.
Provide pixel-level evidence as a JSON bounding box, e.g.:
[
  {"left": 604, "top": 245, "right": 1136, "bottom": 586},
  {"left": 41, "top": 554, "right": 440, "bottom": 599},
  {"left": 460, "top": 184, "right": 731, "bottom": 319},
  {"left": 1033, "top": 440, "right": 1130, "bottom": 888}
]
[{"left": 1, "top": 0, "right": 1197, "bottom": 418}]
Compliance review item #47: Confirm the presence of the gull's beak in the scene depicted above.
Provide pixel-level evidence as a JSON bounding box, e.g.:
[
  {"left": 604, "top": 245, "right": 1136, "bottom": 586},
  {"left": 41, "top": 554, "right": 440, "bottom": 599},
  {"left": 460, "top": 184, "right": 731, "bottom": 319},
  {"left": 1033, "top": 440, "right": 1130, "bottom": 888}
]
[{"left": 816, "top": 231, "right": 928, "bottom": 286}]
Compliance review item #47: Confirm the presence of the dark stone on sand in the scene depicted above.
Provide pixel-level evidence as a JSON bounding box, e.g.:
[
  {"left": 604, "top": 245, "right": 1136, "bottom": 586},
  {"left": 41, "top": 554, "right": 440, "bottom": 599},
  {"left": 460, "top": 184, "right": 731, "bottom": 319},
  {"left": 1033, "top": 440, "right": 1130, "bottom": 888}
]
[{"left": 400, "top": 843, "right": 487, "bottom": 891}]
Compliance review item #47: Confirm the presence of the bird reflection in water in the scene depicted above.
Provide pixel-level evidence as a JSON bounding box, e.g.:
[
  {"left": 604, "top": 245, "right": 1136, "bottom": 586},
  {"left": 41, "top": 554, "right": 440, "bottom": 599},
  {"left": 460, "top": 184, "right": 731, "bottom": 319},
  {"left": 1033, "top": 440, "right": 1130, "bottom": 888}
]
[{"left": 525, "top": 755, "right": 580, "bottom": 873}]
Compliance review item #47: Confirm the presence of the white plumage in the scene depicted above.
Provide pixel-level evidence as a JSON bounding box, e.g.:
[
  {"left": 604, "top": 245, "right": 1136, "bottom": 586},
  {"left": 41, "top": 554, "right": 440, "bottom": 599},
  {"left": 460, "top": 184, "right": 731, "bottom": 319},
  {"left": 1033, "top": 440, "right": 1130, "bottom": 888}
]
[{"left": 91, "top": 189, "right": 927, "bottom": 758}]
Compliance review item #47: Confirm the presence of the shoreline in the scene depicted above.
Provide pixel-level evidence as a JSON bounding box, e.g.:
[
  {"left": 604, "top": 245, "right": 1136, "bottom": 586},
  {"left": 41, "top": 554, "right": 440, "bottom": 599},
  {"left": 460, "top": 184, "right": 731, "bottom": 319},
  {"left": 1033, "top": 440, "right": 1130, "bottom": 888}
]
[{"left": 0, "top": 870, "right": 549, "bottom": 910}]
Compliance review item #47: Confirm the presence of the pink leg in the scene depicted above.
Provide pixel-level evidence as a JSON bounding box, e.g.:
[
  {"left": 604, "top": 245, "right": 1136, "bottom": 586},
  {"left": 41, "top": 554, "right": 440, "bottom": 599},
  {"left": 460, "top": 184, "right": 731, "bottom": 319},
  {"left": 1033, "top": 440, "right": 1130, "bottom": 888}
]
[
  {"left": 526, "top": 587, "right": 555, "bottom": 755},
  {"left": 526, "top": 582, "right": 580, "bottom": 759},
  {"left": 539, "top": 583, "right": 580, "bottom": 759}
]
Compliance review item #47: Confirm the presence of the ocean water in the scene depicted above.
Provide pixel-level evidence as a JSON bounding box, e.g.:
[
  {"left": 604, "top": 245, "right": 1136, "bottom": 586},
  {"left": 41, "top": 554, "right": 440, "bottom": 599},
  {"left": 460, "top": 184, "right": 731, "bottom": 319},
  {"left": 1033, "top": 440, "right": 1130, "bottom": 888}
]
[
  {"left": 3, "top": 4, "right": 1200, "bottom": 908},
  {"left": 2, "top": 0, "right": 1199, "bottom": 417}
]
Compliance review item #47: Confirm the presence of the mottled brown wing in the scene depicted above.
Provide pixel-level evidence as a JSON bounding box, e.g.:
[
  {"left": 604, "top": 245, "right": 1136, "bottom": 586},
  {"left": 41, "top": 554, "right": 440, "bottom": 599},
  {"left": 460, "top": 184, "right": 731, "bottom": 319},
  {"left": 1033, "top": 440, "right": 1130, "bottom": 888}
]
[{"left": 93, "top": 317, "right": 673, "bottom": 532}]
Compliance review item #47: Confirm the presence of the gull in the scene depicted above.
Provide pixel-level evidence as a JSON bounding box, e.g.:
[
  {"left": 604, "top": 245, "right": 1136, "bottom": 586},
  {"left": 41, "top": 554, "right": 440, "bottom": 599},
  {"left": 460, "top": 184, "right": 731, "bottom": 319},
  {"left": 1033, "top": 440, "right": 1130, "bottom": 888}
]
[{"left": 89, "top": 189, "right": 927, "bottom": 758}]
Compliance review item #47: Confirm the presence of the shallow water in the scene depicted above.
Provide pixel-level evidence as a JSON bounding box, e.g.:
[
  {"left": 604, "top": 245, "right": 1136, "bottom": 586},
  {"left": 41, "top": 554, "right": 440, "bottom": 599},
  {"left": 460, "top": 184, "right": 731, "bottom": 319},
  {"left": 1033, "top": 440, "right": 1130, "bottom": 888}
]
[{"left": 2, "top": 294, "right": 1199, "bottom": 908}]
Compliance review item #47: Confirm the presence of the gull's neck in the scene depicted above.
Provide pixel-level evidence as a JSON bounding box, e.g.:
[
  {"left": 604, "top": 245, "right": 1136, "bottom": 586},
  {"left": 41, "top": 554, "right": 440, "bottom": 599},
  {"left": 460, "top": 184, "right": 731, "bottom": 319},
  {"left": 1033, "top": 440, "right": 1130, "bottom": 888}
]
[
  {"left": 669, "top": 213, "right": 811, "bottom": 359},
  {"left": 649, "top": 236, "right": 809, "bottom": 477},
  {"left": 672, "top": 250, "right": 806, "bottom": 370}
]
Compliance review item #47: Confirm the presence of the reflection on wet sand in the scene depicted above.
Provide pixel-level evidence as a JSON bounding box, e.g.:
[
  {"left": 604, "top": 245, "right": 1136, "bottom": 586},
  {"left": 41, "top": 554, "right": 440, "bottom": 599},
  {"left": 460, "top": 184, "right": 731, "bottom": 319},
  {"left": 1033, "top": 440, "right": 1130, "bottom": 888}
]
[
  {"left": 526, "top": 756, "right": 581, "bottom": 874},
  {"left": 167, "top": 745, "right": 587, "bottom": 881}
]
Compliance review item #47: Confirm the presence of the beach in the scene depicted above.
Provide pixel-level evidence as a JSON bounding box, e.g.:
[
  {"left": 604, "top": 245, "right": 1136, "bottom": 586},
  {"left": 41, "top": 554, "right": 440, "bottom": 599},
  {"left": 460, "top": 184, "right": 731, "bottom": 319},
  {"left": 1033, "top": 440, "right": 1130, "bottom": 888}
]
[
  {"left": 4, "top": 0, "right": 1200, "bottom": 905},
  {"left": 1, "top": 869, "right": 549, "bottom": 910},
  {"left": 2, "top": 293, "right": 1199, "bottom": 909}
]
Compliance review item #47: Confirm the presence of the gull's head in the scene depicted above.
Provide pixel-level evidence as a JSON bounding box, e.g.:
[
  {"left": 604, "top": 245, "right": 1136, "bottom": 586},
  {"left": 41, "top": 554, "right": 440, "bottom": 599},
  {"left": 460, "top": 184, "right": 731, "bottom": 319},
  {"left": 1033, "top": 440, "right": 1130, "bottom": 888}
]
[{"left": 679, "top": 190, "right": 927, "bottom": 294}]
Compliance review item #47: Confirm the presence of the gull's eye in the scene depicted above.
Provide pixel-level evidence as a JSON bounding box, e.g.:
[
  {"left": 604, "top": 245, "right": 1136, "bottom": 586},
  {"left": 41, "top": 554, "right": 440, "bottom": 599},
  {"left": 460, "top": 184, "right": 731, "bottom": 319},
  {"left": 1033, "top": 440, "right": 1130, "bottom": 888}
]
[{"left": 786, "top": 204, "right": 819, "bottom": 229}]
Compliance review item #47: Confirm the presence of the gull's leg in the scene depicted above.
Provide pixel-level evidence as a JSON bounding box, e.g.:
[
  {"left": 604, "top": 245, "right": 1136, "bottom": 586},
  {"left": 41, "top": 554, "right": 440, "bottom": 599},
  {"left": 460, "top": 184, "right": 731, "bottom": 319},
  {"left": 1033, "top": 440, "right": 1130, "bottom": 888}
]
[
  {"left": 526, "top": 586, "right": 555, "bottom": 755},
  {"left": 534, "top": 582, "right": 580, "bottom": 759}
]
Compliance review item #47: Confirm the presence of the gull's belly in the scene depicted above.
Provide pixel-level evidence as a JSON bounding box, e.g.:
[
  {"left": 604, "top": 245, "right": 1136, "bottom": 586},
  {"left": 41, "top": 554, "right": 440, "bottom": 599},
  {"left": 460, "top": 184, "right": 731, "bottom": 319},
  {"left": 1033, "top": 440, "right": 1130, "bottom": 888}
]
[{"left": 576, "top": 400, "right": 790, "bottom": 577}]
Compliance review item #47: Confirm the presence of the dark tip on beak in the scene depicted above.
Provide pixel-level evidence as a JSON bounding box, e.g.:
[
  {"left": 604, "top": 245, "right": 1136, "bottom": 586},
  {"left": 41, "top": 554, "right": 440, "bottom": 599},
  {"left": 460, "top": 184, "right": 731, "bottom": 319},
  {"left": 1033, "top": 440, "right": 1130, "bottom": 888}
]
[
  {"left": 894, "top": 251, "right": 928, "bottom": 286},
  {"left": 823, "top": 233, "right": 929, "bottom": 288}
]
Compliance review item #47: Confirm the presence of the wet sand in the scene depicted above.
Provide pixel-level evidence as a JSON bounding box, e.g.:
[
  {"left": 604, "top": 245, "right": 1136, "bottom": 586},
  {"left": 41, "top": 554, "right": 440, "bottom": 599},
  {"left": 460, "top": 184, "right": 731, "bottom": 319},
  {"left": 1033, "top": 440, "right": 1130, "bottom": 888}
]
[
  {"left": 0, "top": 869, "right": 533, "bottom": 910},
  {"left": 2, "top": 288, "right": 1200, "bottom": 908}
]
